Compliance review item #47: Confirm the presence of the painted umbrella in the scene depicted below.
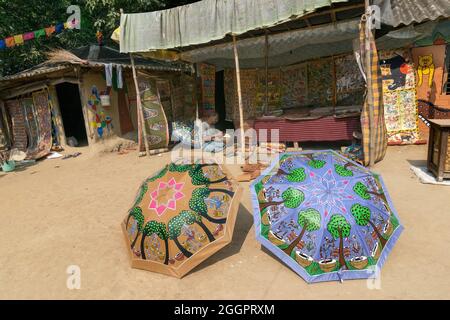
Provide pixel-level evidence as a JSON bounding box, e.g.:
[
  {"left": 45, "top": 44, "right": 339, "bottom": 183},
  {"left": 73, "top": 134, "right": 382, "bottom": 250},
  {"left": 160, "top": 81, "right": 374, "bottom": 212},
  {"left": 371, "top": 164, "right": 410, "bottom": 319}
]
[
  {"left": 250, "top": 150, "right": 403, "bottom": 283},
  {"left": 122, "top": 161, "right": 242, "bottom": 278}
]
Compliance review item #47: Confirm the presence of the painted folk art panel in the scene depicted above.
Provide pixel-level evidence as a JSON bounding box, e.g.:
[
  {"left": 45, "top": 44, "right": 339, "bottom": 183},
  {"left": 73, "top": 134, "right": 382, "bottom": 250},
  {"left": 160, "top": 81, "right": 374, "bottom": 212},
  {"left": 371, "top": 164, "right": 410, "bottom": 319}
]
[
  {"left": 256, "top": 68, "right": 282, "bottom": 114},
  {"left": 335, "top": 54, "right": 365, "bottom": 106},
  {"left": 199, "top": 63, "right": 216, "bottom": 115},
  {"left": 156, "top": 80, "right": 173, "bottom": 122},
  {"left": 379, "top": 49, "right": 420, "bottom": 145},
  {"left": 280, "top": 63, "right": 308, "bottom": 109},
  {"left": 307, "top": 59, "right": 333, "bottom": 107},
  {"left": 31, "top": 91, "right": 52, "bottom": 159}
]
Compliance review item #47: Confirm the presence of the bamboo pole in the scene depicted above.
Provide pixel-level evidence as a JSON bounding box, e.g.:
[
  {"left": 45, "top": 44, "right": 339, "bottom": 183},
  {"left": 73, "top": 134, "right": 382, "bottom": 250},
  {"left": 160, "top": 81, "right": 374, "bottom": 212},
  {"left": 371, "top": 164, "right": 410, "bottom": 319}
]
[
  {"left": 365, "top": 0, "right": 375, "bottom": 167},
  {"left": 264, "top": 30, "right": 269, "bottom": 115},
  {"left": 232, "top": 35, "right": 246, "bottom": 155},
  {"left": 130, "top": 53, "right": 150, "bottom": 157}
]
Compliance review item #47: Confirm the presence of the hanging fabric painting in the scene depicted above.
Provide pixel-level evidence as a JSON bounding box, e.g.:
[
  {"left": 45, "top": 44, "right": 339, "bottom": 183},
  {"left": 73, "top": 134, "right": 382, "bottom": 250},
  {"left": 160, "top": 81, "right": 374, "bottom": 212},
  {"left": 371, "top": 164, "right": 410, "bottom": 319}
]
[{"left": 379, "top": 49, "right": 420, "bottom": 145}]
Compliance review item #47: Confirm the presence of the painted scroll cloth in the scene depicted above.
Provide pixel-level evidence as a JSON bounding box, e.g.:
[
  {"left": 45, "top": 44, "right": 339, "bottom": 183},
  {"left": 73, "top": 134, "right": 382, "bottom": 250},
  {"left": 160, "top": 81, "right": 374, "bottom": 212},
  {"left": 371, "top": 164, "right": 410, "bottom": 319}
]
[
  {"left": 379, "top": 49, "right": 420, "bottom": 145},
  {"left": 5, "top": 99, "right": 27, "bottom": 152},
  {"left": 138, "top": 77, "right": 169, "bottom": 151},
  {"left": 31, "top": 91, "right": 52, "bottom": 159},
  {"left": 22, "top": 98, "right": 40, "bottom": 158}
]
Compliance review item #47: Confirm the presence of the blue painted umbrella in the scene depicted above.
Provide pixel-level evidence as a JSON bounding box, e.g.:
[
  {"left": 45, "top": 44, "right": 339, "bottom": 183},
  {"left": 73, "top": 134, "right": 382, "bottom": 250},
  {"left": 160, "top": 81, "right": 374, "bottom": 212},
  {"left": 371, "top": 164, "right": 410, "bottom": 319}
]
[{"left": 250, "top": 150, "right": 403, "bottom": 283}]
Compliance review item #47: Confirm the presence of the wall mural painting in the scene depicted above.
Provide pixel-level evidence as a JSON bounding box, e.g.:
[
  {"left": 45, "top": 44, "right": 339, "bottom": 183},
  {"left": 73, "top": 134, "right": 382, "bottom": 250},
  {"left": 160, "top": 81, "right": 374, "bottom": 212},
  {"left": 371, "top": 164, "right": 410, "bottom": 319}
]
[
  {"left": 379, "top": 49, "right": 420, "bottom": 145},
  {"left": 417, "top": 54, "right": 435, "bottom": 88},
  {"left": 87, "top": 85, "right": 113, "bottom": 139},
  {"left": 335, "top": 54, "right": 365, "bottom": 106},
  {"left": 281, "top": 63, "right": 308, "bottom": 109},
  {"left": 307, "top": 59, "right": 333, "bottom": 108}
]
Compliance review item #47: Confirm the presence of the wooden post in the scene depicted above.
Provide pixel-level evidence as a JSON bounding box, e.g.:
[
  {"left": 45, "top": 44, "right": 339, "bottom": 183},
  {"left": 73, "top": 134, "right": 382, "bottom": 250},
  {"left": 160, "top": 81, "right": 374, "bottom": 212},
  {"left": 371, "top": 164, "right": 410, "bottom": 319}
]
[
  {"left": 264, "top": 30, "right": 269, "bottom": 115},
  {"left": 365, "top": 0, "right": 375, "bottom": 167},
  {"left": 232, "top": 35, "right": 246, "bottom": 155},
  {"left": 130, "top": 53, "right": 150, "bottom": 157}
]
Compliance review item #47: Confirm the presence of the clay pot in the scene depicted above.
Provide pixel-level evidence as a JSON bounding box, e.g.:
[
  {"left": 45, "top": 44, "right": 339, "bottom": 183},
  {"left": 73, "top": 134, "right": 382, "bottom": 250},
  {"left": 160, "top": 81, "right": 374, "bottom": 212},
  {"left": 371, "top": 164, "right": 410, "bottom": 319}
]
[
  {"left": 268, "top": 231, "right": 285, "bottom": 246},
  {"left": 261, "top": 212, "right": 270, "bottom": 226},
  {"left": 318, "top": 259, "right": 337, "bottom": 273},
  {"left": 383, "top": 220, "right": 393, "bottom": 237},
  {"left": 295, "top": 251, "right": 313, "bottom": 268},
  {"left": 371, "top": 242, "right": 381, "bottom": 260},
  {"left": 350, "top": 256, "right": 368, "bottom": 269}
]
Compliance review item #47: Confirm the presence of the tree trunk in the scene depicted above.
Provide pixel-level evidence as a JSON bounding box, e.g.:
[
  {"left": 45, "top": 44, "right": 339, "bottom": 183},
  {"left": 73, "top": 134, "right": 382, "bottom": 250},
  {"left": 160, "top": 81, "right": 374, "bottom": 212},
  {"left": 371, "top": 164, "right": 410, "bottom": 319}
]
[
  {"left": 344, "top": 162, "right": 355, "bottom": 169},
  {"left": 196, "top": 221, "right": 215, "bottom": 242},
  {"left": 140, "top": 234, "right": 147, "bottom": 260},
  {"left": 277, "top": 168, "right": 288, "bottom": 175},
  {"left": 174, "top": 237, "right": 193, "bottom": 258},
  {"left": 283, "top": 226, "right": 306, "bottom": 255},
  {"left": 338, "top": 230, "right": 348, "bottom": 270},
  {"left": 203, "top": 214, "right": 227, "bottom": 224},
  {"left": 209, "top": 176, "right": 228, "bottom": 184},
  {"left": 259, "top": 201, "right": 283, "bottom": 211},
  {"left": 367, "top": 191, "right": 389, "bottom": 207},
  {"left": 163, "top": 238, "right": 169, "bottom": 265},
  {"left": 368, "top": 220, "right": 387, "bottom": 248},
  {"left": 130, "top": 232, "right": 139, "bottom": 249},
  {"left": 208, "top": 188, "right": 235, "bottom": 197}
]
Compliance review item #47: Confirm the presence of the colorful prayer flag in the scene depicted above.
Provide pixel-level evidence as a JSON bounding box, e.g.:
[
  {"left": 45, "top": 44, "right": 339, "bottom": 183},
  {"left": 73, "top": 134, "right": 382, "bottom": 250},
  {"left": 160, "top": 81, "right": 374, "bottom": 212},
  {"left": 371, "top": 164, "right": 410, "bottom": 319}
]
[
  {"left": 5, "top": 37, "right": 15, "bottom": 47},
  {"left": 13, "top": 34, "right": 24, "bottom": 45},
  {"left": 34, "top": 29, "right": 46, "bottom": 39},
  {"left": 23, "top": 32, "right": 35, "bottom": 41},
  {"left": 0, "top": 40, "right": 5, "bottom": 49},
  {"left": 45, "top": 26, "right": 55, "bottom": 37},
  {"left": 55, "top": 23, "right": 64, "bottom": 33},
  {"left": 64, "top": 22, "right": 69, "bottom": 29}
]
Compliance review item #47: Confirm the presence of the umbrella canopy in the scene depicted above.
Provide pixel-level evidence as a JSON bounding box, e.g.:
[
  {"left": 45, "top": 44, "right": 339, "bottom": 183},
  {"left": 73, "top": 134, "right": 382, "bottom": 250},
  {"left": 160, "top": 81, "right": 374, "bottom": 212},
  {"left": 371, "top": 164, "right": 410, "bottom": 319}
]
[
  {"left": 250, "top": 150, "right": 403, "bottom": 283},
  {"left": 122, "top": 162, "right": 242, "bottom": 278}
]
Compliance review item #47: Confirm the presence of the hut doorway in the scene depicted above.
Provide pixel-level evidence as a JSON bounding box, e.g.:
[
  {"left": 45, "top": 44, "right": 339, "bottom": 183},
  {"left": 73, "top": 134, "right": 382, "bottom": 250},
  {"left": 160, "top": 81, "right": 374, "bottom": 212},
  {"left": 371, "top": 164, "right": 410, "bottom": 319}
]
[
  {"left": 55, "top": 83, "right": 88, "bottom": 146},
  {"left": 215, "top": 70, "right": 234, "bottom": 131}
]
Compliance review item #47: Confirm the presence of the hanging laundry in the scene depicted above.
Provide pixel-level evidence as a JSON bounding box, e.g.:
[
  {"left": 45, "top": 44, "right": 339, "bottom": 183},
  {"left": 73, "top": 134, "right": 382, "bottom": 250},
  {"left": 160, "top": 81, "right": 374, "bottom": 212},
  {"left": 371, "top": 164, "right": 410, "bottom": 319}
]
[
  {"left": 34, "top": 29, "right": 46, "bottom": 39},
  {"left": 5, "top": 37, "right": 15, "bottom": 47},
  {"left": 105, "top": 63, "right": 113, "bottom": 87},
  {"left": 23, "top": 32, "right": 35, "bottom": 41},
  {"left": 116, "top": 65, "right": 123, "bottom": 89},
  {"left": 13, "top": 34, "right": 24, "bottom": 46}
]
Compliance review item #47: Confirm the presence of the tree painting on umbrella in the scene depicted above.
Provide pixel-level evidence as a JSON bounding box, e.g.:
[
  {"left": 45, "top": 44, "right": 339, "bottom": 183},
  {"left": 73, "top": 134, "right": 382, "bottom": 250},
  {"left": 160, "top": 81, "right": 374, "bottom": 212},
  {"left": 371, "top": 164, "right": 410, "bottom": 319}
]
[
  {"left": 122, "top": 161, "right": 241, "bottom": 277},
  {"left": 251, "top": 150, "right": 403, "bottom": 282}
]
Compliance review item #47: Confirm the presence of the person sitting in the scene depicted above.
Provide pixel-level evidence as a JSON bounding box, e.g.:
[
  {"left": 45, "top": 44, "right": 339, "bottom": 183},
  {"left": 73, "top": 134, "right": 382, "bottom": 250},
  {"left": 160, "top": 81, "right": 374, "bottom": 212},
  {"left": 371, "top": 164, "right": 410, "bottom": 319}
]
[{"left": 193, "top": 112, "right": 224, "bottom": 153}]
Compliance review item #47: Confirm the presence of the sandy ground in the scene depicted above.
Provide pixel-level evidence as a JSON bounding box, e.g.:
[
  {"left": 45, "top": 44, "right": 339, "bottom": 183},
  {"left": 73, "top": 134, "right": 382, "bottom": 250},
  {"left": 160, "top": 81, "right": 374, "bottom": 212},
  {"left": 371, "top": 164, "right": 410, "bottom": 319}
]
[{"left": 1, "top": 144, "right": 449, "bottom": 300}]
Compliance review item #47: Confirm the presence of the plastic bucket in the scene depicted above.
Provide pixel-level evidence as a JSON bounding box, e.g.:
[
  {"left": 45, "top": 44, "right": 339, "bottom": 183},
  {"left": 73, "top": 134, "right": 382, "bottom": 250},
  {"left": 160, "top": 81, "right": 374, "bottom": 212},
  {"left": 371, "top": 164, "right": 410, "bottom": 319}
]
[{"left": 1, "top": 160, "right": 16, "bottom": 172}]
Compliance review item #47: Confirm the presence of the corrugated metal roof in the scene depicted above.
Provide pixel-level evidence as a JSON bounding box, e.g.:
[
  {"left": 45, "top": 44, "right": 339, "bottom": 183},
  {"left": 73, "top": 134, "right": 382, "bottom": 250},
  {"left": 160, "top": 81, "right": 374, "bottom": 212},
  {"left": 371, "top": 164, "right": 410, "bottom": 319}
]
[
  {"left": 0, "top": 64, "right": 72, "bottom": 82},
  {"left": 377, "top": 0, "right": 450, "bottom": 27}
]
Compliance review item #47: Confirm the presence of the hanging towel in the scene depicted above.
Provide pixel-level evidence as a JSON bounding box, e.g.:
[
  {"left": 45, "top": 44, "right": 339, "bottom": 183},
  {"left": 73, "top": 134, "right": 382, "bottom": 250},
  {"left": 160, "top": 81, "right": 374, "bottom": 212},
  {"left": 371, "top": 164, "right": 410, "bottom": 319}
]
[
  {"left": 5, "top": 37, "right": 15, "bottom": 47},
  {"left": 13, "top": 34, "right": 24, "bottom": 45},
  {"left": 34, "top": 29, "right": 46, "bottom": 39},
  {"left": 105, "top": 63, "right": 113, "bottom": 87},
  {"left": 23, "top": 32, "right": 35, "bottom": 41},
  {"left": 116, "top": 65, "right": 123, "bottom": 89}
]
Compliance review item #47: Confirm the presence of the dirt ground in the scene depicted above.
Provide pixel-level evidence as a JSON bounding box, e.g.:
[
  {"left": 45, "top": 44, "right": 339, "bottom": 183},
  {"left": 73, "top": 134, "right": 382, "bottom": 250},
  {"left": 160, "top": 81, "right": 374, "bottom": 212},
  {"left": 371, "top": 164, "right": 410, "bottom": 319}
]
[{"left": 1, "top": 144, "right": 449, "bottom": 299}]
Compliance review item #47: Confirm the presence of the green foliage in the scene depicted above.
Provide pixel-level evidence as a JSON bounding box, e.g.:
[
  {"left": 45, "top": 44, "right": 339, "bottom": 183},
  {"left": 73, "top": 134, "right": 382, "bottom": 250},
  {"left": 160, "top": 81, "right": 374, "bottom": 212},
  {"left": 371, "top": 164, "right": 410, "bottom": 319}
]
[
  {"left": 353, "top": 182, "right": 370, "bottom": 200},
  {"left": 298, "top": 208, "right": 321, "bottom": 232},
  {"left": 179, "top": 210, "right": 199, "bottom": 225},
  {"left": 168, "top": 215, "right": 185, "bottom": 239},
  {"left": 189, "top": 165, "right": 210, "bottom": 186},
  {"left": 134, "top": 183, "right": 148, "bottom": 206},
  {"left": 281, "top": 187, "right": 304, "bottom": 208},
  {"left": 334, "top": 164, "right": 354, "bottom": 177},
  {"left": 168, "top": 163, "right": 192, "bottom": 173},
  {"left": 308, "top": 159, "right": 326, "bottom": 169},
  {"left": 0, "top": 0, "right": 198, "bottom": 76},
  {"left": 130, "top": 207, "right": 144, "bottom": 231},
  {"left": 327, "top": 214, "right": 351, "bottom": 239},
  {"left": 286, "top": 168, "right": 306, "bottom": 182},
  {"left": 189, "top": 188, "right": 210, "bottom": 216},
  {"left": 143, "top": 220, "right": 168, "bottom": 240},
  {"left": 350, "top": 203, "right": 371, "bottom": 226}
]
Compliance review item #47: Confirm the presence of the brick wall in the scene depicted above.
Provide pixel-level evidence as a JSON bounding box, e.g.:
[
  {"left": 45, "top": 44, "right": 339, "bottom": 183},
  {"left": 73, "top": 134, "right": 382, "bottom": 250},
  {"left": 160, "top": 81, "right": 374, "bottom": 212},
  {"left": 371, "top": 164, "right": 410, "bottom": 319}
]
[{"left": 5, "top": 99, "right": 28, "bottom": 152}]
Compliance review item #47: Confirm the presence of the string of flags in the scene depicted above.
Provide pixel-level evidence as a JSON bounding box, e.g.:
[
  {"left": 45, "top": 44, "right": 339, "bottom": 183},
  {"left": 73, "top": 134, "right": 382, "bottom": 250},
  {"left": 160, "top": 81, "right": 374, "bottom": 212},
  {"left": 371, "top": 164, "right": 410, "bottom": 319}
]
[{"left": 0, "top": 19, "right": 79, "bottom": 50}]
